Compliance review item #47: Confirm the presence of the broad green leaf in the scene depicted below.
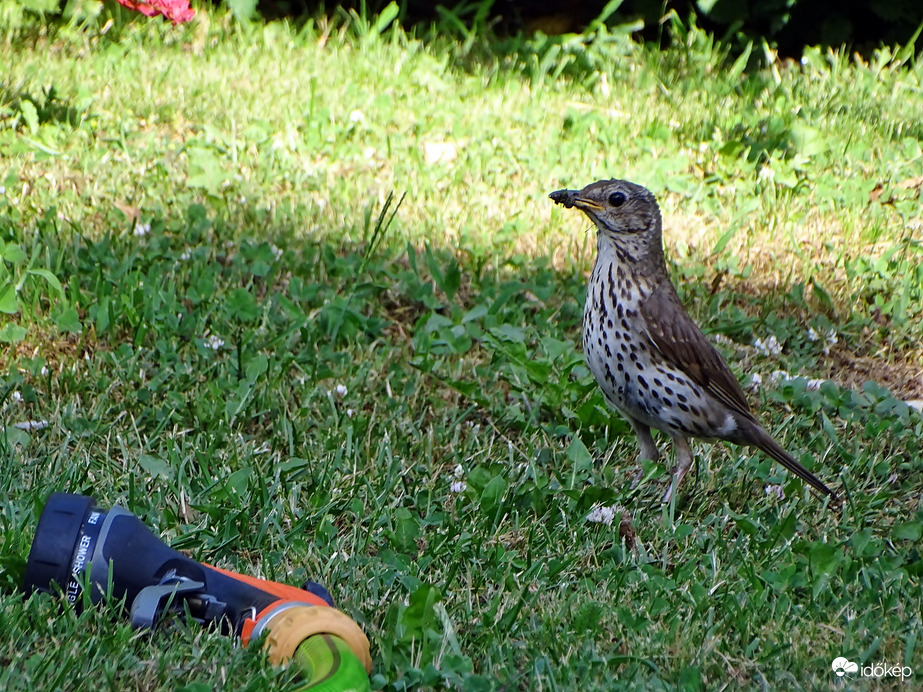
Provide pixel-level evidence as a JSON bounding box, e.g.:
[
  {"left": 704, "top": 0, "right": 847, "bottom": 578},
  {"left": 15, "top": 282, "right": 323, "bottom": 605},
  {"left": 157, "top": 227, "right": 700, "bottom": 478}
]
[
  {"left": 245, "top": 353, "right": 269, "bottom": 382},
  {"left": 0, "top": 323, "right": 27, "bottom": 342},
  {"left": 371, "top": 1, "right": 399, "bottom": 36},
  {"left": 390, "top": 507, "right": 421, "bottom": 552},
  {"left": 19, "top": 100, "right": 39, "bottom": 135},
  {"left": 401, "top": 583, "right": 441, "bottom": 636},
  {"left": 227, "top": 467, "right": 252, "bottom": 497},
  {"left": 52, "top": 306, "right": 82, "bottom": 333},
  {"left": 727, "top": 41, "right": 752, "bottom": 82},
  {"left": 566, "top": 437, "right": 593, "bottom": 474},
  {"left": 893, "top": 522, "right": 922, "bottom": 541},
  {"left": 710, "top": 224, "right": 740, "bottom": 257},
  {"left": 227, "top": 288, "right": 259, "bottom": 322},
  {"left": 0, "top": 285, "right": 20, "bottom": 313},
  {"left": 489, "top": 324, "right": 527, "bottom": 343},
  {"left": 27, "top": 268, "right": 64, "bottom": 295},
  {"left": 0, "top": 243, "right": 27, "bottom": 264},
  {"left": 225, "top": 380, "right": 253, "bottom": 419},
  {"left": 461, "top": 304, "right": 488, "bottom": 323},
  {"left": 227, "top": 0, "right": 258, "bottom": 23},
  {"left": 19, "top": 0, "right": 58, "bottom": 11},
  {"left": 479, "top": 475, "right": 507, "bottom": 515},
  {"left": 137, "top": 454, "right": 175, "bottom": 480},
  {"left": 186, "top": 147, "right": 225, "bottom": 193},
  {"left": 441, "top": 260, "right": 461, "bottom": 301}
]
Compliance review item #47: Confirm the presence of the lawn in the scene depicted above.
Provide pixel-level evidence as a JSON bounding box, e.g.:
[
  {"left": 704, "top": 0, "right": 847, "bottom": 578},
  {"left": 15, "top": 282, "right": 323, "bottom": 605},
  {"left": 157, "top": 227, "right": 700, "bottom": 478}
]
[{"left": 1, "top": 5, "right": 922, "bottom": 690}]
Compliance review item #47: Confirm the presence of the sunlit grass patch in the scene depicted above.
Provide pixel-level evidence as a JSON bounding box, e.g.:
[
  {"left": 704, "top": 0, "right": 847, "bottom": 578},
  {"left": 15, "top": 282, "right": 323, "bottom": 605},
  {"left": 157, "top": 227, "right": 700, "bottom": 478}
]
[{"left": 1, "top": 8, "right": 922, "bottom": 691}]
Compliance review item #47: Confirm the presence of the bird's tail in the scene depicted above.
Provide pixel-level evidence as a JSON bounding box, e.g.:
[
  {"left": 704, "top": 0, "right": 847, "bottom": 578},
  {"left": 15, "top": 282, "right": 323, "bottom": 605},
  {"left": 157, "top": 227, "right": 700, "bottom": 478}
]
[{"left": 748, "top": 424, "right": 839, "bottom": 502}]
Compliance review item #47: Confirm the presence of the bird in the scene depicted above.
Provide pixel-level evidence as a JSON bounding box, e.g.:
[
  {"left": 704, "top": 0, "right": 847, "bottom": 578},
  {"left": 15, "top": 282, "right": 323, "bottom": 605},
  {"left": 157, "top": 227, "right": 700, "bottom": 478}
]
[{"left": 549, "top": 179, "right": 838, "bottom": 503}]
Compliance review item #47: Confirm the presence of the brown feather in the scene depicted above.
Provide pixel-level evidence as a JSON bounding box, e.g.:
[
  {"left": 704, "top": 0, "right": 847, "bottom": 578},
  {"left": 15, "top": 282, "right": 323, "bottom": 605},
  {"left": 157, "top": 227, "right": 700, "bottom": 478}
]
[{"left": 640, "top": 289, "right": 754, "bottom": 420}]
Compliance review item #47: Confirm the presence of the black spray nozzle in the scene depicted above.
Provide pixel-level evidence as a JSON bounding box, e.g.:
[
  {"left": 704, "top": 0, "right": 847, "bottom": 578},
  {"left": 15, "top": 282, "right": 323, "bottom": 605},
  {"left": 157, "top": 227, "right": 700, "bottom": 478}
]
[
  {"left": 23, "top": 493, "right": 333, "bottom": 632},
  {"left": 24, "top": 492, "right": 211, "bottom": 618},
  {"left": 23, "top": 492, "right": 96, "bottom": 605}
]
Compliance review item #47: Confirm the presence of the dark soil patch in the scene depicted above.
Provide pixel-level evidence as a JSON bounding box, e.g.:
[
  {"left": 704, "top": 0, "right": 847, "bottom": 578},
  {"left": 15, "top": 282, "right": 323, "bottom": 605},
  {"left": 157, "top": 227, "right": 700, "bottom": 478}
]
[{"left": 822, "top": 347, "right": 923, "bottom": 401}]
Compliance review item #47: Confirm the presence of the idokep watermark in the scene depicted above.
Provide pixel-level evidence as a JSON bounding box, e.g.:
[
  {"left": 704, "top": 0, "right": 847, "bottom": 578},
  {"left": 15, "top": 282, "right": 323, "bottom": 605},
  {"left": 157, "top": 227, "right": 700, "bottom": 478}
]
[{"left": 832, "top": 657, "right": 913, "bottom": 681}]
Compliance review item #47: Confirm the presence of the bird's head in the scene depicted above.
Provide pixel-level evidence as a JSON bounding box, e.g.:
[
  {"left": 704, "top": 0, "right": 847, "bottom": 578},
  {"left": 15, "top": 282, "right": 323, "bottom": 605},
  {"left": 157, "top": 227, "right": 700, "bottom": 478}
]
[{"left": 549, "top": 179, "right": 663, "bottom": 259}]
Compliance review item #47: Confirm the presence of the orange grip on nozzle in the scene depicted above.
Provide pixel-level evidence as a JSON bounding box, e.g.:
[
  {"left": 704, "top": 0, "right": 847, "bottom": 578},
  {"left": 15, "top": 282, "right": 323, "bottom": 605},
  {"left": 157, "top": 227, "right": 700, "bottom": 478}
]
[
  {"left": 205, "top": 564, "right": 333, "bottom": 607},
  {"left": 257, "top": 603, "right": 372, "bottom": 672}
]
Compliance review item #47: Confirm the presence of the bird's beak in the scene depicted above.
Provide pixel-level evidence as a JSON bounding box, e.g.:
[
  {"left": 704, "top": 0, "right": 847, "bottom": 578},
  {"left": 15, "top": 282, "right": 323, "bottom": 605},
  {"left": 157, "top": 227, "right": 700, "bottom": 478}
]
[{"left": 549, "top": 189, "right": 603, "bottom": 212}]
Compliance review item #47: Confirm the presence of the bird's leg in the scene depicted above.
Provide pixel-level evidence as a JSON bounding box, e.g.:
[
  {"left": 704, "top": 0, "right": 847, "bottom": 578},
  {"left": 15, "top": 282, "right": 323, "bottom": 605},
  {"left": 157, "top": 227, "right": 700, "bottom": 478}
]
[
  {"left": 628, "top": 418, "right": 660, "bottom": 488},
  {"left": 663, "top": 434, "right": 695, "bottom": 503}
]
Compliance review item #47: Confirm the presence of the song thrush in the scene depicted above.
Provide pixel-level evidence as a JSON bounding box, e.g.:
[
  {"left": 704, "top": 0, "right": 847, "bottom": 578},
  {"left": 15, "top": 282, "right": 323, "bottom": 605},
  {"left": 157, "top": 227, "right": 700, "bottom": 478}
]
[{"left": 550, "top": 179, "right": 837, "bottom": 503}]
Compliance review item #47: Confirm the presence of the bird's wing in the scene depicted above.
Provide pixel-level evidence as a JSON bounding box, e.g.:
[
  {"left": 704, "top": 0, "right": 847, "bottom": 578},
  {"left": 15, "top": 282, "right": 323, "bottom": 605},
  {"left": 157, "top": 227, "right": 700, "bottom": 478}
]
[{"left": 640, "top": 290, "right": 753, "bottom": 419}]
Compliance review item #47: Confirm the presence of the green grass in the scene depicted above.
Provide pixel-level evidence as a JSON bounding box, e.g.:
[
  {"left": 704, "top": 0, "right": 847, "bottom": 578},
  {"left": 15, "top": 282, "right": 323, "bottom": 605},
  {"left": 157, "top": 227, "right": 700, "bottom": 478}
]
[{"left": 1, "top": 6, "right": 923, "bottom": 691}]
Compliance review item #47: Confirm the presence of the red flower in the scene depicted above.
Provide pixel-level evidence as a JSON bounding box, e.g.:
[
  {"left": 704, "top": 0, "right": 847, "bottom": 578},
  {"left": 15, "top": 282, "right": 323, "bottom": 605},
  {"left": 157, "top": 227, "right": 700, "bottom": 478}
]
[{"left": 113, "top": 0, "right": 195, "bottom": 25}]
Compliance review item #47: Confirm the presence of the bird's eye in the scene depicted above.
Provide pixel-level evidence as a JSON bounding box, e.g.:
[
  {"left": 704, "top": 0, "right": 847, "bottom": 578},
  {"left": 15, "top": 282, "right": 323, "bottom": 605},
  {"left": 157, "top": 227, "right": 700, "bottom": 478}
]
[{"left": 608, "top": 191, "right": 627, "bottom": 207}]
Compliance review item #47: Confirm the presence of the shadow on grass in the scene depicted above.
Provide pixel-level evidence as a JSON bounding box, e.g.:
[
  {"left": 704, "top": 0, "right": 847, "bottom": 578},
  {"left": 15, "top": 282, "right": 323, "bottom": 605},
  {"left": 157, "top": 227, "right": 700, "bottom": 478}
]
[{"left": 0, "top": 81, "right": 87, "bottom": 133}]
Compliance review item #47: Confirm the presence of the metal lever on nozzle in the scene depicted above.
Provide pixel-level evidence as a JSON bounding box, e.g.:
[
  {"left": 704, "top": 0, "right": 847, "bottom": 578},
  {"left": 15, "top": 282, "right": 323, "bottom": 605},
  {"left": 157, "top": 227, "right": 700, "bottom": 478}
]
[{"left": 129, "top": 571, "right": 229, "bottom": 630}]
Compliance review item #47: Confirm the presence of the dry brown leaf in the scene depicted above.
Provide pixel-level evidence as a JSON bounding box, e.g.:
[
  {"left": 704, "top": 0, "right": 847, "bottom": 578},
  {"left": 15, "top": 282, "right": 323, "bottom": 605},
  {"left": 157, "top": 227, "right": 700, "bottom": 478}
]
[
  {"left": 897, "top": 176, "right": 923, "bottom": 190},
  {"left": 868, "top": 184, "right": 885, "bottom": 203},
  {"left": 114, "top": 202, "right": 141, "bottom": 222},
  {"left": 618, "top": 512, "right": 636, "bottom": 549}
]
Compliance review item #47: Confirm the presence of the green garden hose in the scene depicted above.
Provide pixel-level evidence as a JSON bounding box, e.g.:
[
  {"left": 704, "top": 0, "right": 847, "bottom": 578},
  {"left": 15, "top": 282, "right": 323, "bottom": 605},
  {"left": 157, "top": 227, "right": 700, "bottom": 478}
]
[{"left": 291, "top": 633, "right": 370, "bottom": 692}]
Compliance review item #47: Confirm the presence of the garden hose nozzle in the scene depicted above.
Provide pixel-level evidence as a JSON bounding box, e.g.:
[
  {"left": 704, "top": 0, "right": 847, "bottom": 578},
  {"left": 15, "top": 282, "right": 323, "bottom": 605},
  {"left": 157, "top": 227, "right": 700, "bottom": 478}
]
[{"left": 23, "top": 492, "right": 371, "bottom": 691}]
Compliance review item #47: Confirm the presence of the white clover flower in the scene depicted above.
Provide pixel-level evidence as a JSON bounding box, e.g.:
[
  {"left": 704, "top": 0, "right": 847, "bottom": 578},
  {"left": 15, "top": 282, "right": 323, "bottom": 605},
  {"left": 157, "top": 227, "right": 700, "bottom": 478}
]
[
  {"left": 748, "top": 372, "right": 763, "bottom": 390},
  {"left": 769, "top": 369, "right": 791, "bottom": 384},
  {"left": 0, "top": 186, "right": 6, "bottom": 195},
  {"left": 758, "top": 166, "right": 775, "bottom": 181},
  {"left": 270, "top": 244, "right": 283, "bottom": 261},
  {"left": 348, "top": 109, "right": 365, "bottom": 124},
  {"left": 205, "top": 335, "right": 225, "bottom": 350},
  {"left": 453, "top": 464, "right": 464, "bottom": 478},
  {"left": 40, "top": 366, "right": 49, "bottom": 376},
  {"left": 587, "top": 504, "right": 617, "bottom": 526},
  {"left": 769, "top": 370, "right": 824, "bottom": 391},
  {"left": 179, "top": 249, "right": 192, "bottom": 261},
  {"left": 809, "top": 327, "right": 838, "bottom": 354},
  {"left": 10, "top": 391, "right": 23, "bottom": 404},
  {"left": 346, "top": 408, "right": 355, "bottom": 418},
  {"left": 133, "top": 222, "right": 151, "bottom": 237},
  {"left": 753, "top": 335, "right": 782, "bottom": 357},
  {"left": 764, "top": 484, "right": 785, "bottom": 500},
  {"left": 450, "top": 480, "right": 467, "bottom": 493},
  {"left": 334, "top": 384, "right": 348, "bottom": 397}
]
